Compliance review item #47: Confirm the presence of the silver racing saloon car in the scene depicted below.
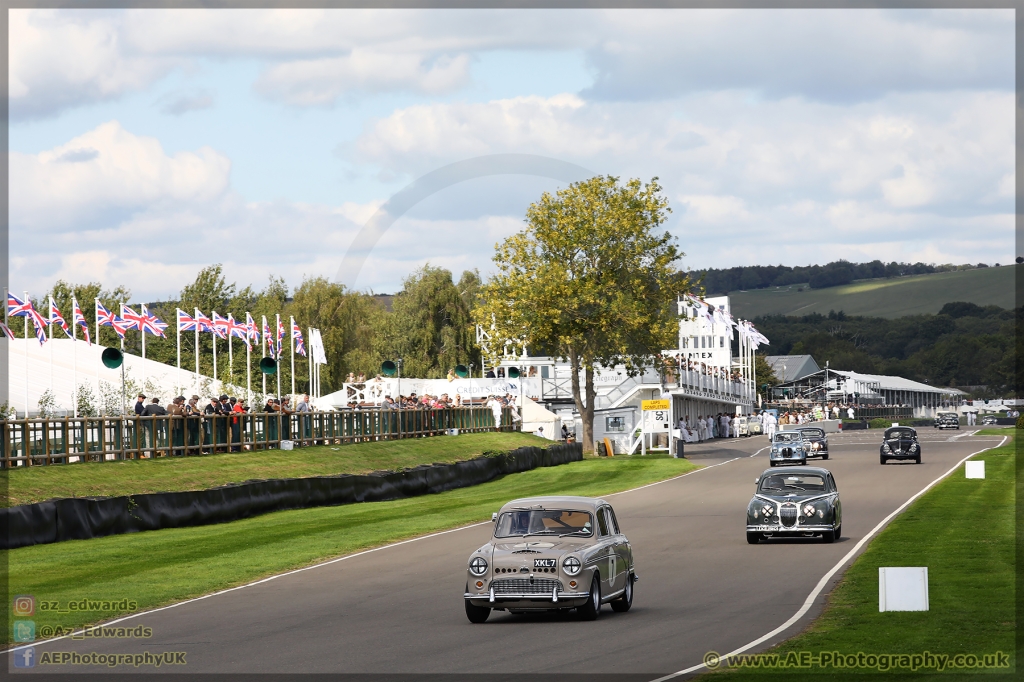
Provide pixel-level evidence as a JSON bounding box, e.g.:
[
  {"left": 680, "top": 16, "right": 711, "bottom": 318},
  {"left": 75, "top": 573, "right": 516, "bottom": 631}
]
[
  {"left": 464, "top": 496, "right": 637, "bottom": 623},
  {"left": 746, "top": 467, "right": 842, "bottom": 544}
]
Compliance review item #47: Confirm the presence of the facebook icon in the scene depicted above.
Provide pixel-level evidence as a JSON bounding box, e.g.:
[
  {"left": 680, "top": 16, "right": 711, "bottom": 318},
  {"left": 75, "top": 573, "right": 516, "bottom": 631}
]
[{"left": 13, "top": 647, "right": 35, "bottom": 668}]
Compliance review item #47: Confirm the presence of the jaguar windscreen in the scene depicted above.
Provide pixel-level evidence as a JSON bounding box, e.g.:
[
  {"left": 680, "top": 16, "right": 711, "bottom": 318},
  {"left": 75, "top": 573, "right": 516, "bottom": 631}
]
[
  {"left": 798, "top": 428, "right": 825, "bottom": 437},
  {"left": 759, "top": 473, "right": 827, "bottom": 493},
  {"left": 773, "top": 431, "right": 802, "bottom": 443},
  {"left": 494, "top": 509, "right": 594, "bottom": 538}
]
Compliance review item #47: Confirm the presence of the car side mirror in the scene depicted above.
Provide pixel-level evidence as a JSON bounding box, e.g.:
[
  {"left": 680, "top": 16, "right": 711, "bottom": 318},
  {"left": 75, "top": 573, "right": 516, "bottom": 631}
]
[
  {"left": 491, "top": 512, "right": 498, "bottom": 522},
  {"left": 754, "top": 477, "right": 759, "bottom": 484}
]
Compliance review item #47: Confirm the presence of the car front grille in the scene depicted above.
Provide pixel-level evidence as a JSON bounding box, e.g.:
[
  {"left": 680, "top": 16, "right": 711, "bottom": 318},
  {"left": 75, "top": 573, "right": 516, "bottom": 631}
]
[
  {"left": 492, "top": 578, "right": 563, "bottom": 595},
  {"left": 511, "top": 549, "right": 540, "bottom": 554},
  {"left": 780, "top": 504, "right": 798, "bottom": 528}
]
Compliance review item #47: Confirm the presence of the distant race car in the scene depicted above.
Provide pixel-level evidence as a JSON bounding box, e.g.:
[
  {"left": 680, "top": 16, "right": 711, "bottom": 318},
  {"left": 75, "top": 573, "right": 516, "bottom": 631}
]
[
  {"left": 796, "top": 427, "right": 829, "bottom": 460},
  {"left": 933, "top": 412, "right": 960, "bottom": 430},
  {"left": 746, "top": 466, "right": 842, "bottom": 544},
  {"left": 880, "top": 427, "right": 922, "bottom": 465},
  {"left": 768, "top": 430, "right": 807, "bottom": 467},
  {"left": 464, "top": 496, "right": 636, "bottom": 623},
  {"left": 981, "top": 415, "right": 999, "bottom": 426}
]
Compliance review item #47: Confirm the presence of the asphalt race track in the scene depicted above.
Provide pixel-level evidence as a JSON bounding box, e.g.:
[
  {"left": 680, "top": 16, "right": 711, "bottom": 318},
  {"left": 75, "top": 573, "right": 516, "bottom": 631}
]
[{"left": 6, "top": 428, "right": 1007, "bottom": 678}]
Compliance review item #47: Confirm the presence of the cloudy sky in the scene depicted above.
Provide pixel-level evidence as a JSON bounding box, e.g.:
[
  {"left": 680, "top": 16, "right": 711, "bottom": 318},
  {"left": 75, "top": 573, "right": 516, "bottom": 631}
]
[{"left": 9, "top": 8, "right": 1015, "bottom": 301}]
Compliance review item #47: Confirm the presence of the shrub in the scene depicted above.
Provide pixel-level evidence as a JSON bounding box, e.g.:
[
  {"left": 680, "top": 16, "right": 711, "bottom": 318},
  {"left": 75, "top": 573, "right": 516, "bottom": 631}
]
[{"left": 1016, "top": 415, "right": 1024, "bottom": 430}]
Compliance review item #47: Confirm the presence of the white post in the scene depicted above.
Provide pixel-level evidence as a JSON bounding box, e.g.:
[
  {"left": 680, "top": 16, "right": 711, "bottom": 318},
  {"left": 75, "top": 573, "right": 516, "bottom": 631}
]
[
  {"left": 261, "top": 315, "right": 267, "bottom": 398},
  {"left": 246, "top": 314, "right": 252, "bottom": 406},
  {"left": 276, "top": 314, "right": 282, "bottom": 401},
  {"left": 48, "top": 297, "right": 53, "bottom": 396},
  {"left": 290, "top": 316, "right": 296, "bottom": 397},
  {"left": 228, "top": 319, "right": 234, "bottom": 391},
  {"left": 23, "top": 291, "right": 30, "bottom": 417},
  {"left": 307, "top": 326, "right": 312, "bottom": 396},
  {"left": 211, "top": 310, "right": 218, "bottom": 387},
  {"left": 94, "top": 299, "right": 101, "bottom": 409},
  {"left": 72, "top": 304, "right": 78, "bottom": 418},
  {"left": 176, "top": 309, "right": 182, "bottom": 394},
  {"left": 194, "top": 308, "right": 201, "bottom": 396},
  {"left": 141, "top": 319, "right": 146, "bottom": 395}
]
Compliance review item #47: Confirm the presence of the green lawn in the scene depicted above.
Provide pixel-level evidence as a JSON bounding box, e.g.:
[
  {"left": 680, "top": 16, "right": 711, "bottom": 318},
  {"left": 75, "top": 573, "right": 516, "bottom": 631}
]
[
  {"left": 1, "top": 432, "right": 549, "bottom": 507},
  {"left": 705, "top": 433, "right": 1015, "bottom": 680},
  {"left": 4, "top": 454, "right": 695, "bottom": 645},
  {"left": 728, "top": 266, "right": 1015, "bottom": 320}
]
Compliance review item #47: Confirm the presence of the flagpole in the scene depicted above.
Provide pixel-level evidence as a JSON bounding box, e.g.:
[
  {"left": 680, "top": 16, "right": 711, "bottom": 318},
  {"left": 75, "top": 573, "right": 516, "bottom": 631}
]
[
  {"left": 290, "top": 316, "right": 296, "bottom": 397},
  {"left": 176, "top": 309, "right": 182, "bottom": 394},
  {"left": 140, "top": 306, "right": 147, "bottom": 397},
  {"left": 23, "top": 291, "right": 30, "bottom": 417},
  {"left": 94, "top": 299, "right": 101, "bottom": 411},
  {"left": 246, "top": 314, "right": 252, "bottom": 406},
  {"left": 72, "top": 301, "right": 78, "bottom": 418},
  {"left": 276, "top": 314, "right": 282, "bottom": 400},
  {"left": 48, "top": 296, "right": 53, "bottom": 397},
  {"left": 228, "top": 317, "right": 234, "bottom": 392},
  {"left": 261, "top": 315, "right": 267, "bottom": 398},
  {"left": 211, "top": 310, "right": 218, "bottom": 391},
  {"left": 307, "top": 327, "right": 312, "bottom": 396},
  {"left": 194, "top": 308, "right": 201, "bottom": 396}
]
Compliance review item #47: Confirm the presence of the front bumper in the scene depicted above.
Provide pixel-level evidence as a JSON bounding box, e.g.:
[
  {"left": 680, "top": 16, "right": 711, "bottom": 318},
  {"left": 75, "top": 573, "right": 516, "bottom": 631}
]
[{"left": 748, "top": 524, "right": 834, "bottom": 534}]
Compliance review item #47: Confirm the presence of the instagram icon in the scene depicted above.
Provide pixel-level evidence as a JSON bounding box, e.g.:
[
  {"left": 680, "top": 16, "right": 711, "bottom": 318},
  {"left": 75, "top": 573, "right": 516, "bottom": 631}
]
[{"left": 12, "top": 595, "right": 35, "bottom": 617}]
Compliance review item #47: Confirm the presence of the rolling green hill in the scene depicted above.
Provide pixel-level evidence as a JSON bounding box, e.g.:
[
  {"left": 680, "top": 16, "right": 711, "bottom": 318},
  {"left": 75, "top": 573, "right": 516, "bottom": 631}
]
[{"left": 728, "top": 265, "right": 1016, "bottom": 319}]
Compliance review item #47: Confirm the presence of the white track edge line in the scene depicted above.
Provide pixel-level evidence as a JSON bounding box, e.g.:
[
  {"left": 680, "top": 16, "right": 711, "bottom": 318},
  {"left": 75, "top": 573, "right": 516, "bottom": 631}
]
[
  {"left": 3, "top": 447, "right": 753, "bottom": 655},
  {"left": 648, "top": 434, "right": 1008, "bottom": 682}
]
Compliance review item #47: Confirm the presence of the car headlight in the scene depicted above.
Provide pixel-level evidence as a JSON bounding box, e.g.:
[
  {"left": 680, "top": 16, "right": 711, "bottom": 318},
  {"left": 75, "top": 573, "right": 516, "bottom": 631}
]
[
  {"left": 469, "top": 556, "right": 488, "bottom": 576},
  {"left": 811, "top": 442, "right": 819, "bottom": 450},
  {"left": 762, "top": 504, "right": 774, "bottom": 517},
  {"left": 910, "top": 443, "right": 918, "bottom": 452},
  {"left": 562, "top": 556, "right": 581, "bottom": 575},
  {"left": 803, "top": 504, "right": 816, "bottom": 516},
  {"left": 883, "top": 443, "right": 892, "bottom": 453}
]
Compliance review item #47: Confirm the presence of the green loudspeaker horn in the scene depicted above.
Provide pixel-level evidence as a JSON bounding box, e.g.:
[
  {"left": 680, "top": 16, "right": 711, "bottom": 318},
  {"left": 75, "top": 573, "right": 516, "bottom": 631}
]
[
  {"left": 507, "top": 367, "right": 520, "bottom": 379},
  {"left": 454, "top": 364, "right": 469, "bottom": 378},
  {"left": 101, "top": 347, "right": 124, "bottom": 369},
  {"left": 259, "top": 357, "right": 278, "bottom": 375},
  {"left": 381, "top": 360, "right": 398, "bottom": 377}
]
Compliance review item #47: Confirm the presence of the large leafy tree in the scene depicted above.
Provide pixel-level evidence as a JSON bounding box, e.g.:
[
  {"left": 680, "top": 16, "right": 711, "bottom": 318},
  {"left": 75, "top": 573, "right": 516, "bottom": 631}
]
[{"left": 476, "top": 176, "right": 686, "bottom": 452}]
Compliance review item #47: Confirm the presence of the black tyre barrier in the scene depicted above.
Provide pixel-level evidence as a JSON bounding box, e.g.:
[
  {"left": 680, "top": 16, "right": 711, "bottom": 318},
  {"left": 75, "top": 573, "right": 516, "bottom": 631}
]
[{"left": 2, "top": 443, "right": 582, "bottom": 550}]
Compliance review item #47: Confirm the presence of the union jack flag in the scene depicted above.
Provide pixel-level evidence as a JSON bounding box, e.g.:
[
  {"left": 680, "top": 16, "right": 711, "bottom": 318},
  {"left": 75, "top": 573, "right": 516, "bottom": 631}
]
[
  {"left": 276, "top": 318, "right": 286, "bottom": 359},
  {"left": 121, "top": 304, "right": 144, "bottom": 331},
  {"left": 49, "top": 297, "right": 74, "bottom": 339},
  {"left": 0, "top": 323, "right": 14, "bottom": 340},
  {"left": 72, "top": 297, "right": 91, "bottom": 344},
  {"left": 7, "top": 292, "right": 34, "bottom": 318},
  {"left": 96, "top": 300, "right": 130, "bottom": 338},
  {"left": 211, "top": 312, "right": 229, "bottom": 340},
  {"left": 263, "top": 319, "right": 274, "bottom": 355},
  {"left": 226, "top": 314, "right": 249, "bottom": 348},
  {"left": 178, "top": 309, "right": 199, "bottom": 332},
  {"left": 139, "top": 304, "right": 167, "bottom": 337},
  {"left": 245, "top": 313, "right": 259, "bottom": 344},
  {"left": 292, "top": 321, "right": 306, "bottom": 357},
  {"left": 194, "top": 309, "right": 214, "bottom": 334}
]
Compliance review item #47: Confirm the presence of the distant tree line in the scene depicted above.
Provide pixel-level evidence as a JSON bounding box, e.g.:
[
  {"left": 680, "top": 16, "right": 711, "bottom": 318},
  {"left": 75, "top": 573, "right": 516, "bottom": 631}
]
[
  {"left": 754, "top": 302, "right": 1016, "bottom": 396},
  {"left": 689, "top": 260, "right": 995, "bottom": 295}
]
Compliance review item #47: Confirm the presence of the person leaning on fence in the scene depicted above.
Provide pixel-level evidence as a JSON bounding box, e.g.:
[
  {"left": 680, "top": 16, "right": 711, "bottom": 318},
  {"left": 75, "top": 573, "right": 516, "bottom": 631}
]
[
  {"left": 265, "top": 397, "right": 280, "bottom": 443},
  {"left": 295, "top": 393, "right": 312, "bottom": 441},
  {"left": 185, "top": 396, "right": 202, "bottom": 449},
  {"left": 167, "top": 397, "right": 186, "bottom": 453},
  {"left": 280, "top": 396, "right": 293, "bottom": 441},
  {"left": 229, "top": 397, "right": 243, "bottom": 452},
  {"left": 143, "top": 398, "right": 167, "bottom": 454},
  {"left": 135, "top": 394, "right": 146, "bottom": 416},
  {"left": 202, "top": 398, "right": 219, "bottom": 451}
]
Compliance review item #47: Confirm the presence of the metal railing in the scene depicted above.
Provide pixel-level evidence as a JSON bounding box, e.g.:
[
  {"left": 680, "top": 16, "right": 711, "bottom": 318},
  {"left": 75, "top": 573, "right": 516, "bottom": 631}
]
[{"left": 0, "top": 407, "right": 514, "bottom": 469}]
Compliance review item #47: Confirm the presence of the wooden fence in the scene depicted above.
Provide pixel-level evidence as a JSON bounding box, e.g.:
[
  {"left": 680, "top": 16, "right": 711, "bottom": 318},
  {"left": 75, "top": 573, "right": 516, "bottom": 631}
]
[{"left": 0, "top": 407, "right": 514, "bottom": 468}]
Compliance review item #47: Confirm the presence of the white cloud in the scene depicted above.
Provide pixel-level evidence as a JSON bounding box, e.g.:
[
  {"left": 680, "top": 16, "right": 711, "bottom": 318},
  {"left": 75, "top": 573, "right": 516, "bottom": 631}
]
[{"left": 11, "top": 121, "right": 232, "bottom": 230}]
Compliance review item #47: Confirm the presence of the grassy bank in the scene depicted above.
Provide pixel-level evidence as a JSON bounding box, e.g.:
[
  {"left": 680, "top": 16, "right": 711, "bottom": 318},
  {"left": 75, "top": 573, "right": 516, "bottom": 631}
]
[
  {"left": 705, "top": 433, "right": 1014, "bottom": 680},
  {"left": 4, "top": 454, "right": 695, "bottom": 645},
  {"left": 2, "top": 432, "right": 548, "bottom": 507}
]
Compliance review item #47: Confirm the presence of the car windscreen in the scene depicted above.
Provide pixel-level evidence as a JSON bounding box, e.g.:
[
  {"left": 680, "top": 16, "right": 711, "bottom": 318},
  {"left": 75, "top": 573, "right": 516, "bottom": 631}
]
[
  {"left": 494, "top": 509, "right": 594, "bottom": 538},
  {"left": 798, "top": 429, "right": 824, "bottom": 438},
  {"left": 885, "top": 428, "right": 915, "bottom": 439},
  {"left": 759, "top": 473, "right": 827, "bottom": 493},
  {"left": 773, "top": 432, "right": 801, "bottom": 443}
]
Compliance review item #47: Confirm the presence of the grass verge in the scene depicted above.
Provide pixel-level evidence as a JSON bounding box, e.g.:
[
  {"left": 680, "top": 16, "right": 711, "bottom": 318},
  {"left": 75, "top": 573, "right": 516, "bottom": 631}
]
[
  {"left": 1, "top": 432, "right": 548, "bottom": 508},
  {"left": 4, "top": 453, "right": 695, "bottom": 646},
  {"left": 704, "top": 434, "right": 1014, "bottom": 680}
]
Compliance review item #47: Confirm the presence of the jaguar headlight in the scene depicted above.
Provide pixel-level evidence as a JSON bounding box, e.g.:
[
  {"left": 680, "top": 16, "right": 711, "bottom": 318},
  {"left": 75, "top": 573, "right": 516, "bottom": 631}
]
[
  {"left": 803, "top": 504, "right": 816, "bottom": 516},
  {"left": 469, "top": 556, "right": 488, "bottom": 576},
  {"left": 562, "top": 556, "right": 581, "bottom": 575},
  {"left": 762, "top": 504, "right": 774, "bottom": 517},
  {"left": 811, "top": 442, "right": 819, "bottom": 450}
]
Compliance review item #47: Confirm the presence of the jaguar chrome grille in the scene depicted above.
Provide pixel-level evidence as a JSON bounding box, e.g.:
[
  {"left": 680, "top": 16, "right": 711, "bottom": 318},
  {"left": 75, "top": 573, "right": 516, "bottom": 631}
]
[
  {"left": 491, "top": 578, "right": 563, "bottom": 595},
  {"left": 511, "top": 549, "right": 540, "bottom": 554},
  {"left": 780, "top": 503, "right": 798, "bottom": 528}
]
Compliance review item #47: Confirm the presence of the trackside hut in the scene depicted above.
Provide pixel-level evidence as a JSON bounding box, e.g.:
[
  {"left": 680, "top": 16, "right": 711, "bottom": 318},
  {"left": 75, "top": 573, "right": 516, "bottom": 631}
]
[{"left": 773, "top": 368, "right": 964, "bottom": 417}]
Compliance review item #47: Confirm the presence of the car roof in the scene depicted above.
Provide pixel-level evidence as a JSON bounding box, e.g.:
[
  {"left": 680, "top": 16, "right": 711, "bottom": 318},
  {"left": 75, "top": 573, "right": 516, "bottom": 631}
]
[
  {"left": 759, "top": 466, "right": 832, "bottom": 478},
  {"left": 499, "top": 496, "right": 607, "bottom": 512}
]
